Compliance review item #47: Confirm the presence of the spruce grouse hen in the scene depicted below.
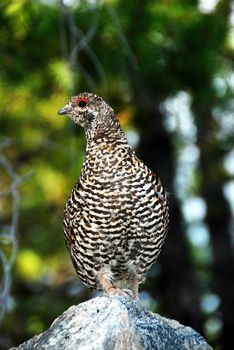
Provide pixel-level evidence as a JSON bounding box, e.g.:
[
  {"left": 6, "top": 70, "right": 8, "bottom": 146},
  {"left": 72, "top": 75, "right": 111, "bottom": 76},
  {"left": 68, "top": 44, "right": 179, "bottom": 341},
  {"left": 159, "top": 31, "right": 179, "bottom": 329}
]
[{"left": 58, "top": 93, "right": 169, "bottom": 298}]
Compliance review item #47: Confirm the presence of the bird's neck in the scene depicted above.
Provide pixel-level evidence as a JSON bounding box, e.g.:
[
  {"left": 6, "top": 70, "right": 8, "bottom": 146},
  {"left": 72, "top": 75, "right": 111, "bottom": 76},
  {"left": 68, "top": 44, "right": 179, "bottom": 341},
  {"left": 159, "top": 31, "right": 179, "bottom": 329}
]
[
  {"left": 86, "top": 126, "right": 130, "bottom": 154},
  {"left": 82, "top": 123, "right": 132, "bottom": 176},
  {"left": 85, "top": 121, "right": 129, "bottom": 151}
]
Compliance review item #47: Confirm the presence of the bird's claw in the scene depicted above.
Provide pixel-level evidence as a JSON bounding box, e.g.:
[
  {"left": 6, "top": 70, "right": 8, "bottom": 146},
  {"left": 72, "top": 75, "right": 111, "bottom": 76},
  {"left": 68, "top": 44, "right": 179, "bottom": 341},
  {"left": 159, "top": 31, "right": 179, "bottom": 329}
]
[{"left": 104, "top": 287, "right": 137, "bottom": 299}]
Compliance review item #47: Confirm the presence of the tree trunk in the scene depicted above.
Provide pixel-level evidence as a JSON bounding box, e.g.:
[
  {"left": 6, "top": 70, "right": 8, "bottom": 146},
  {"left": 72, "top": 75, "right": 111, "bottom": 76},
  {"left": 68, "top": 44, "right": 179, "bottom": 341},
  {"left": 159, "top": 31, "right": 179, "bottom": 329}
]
[
  {"left": 134, "top": 96, "right": 204, "bottom": 333},
  {"left": 194, "top": 103, "right": 234, "bottom": 349}
]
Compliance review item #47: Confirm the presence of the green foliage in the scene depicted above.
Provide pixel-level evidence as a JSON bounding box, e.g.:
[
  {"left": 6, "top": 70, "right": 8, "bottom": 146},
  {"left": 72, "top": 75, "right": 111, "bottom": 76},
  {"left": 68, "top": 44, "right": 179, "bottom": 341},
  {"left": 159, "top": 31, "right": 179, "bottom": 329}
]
[{"left": 0, "top": 0, "right": 233, "bottom": 348}]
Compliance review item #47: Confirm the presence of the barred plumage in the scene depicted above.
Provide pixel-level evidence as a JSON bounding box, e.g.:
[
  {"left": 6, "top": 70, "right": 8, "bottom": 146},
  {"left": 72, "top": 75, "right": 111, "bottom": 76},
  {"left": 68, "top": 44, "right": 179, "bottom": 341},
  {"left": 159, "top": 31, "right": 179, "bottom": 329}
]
[{"left": 58, "top": 93, "right": 169, "bottom": 298}]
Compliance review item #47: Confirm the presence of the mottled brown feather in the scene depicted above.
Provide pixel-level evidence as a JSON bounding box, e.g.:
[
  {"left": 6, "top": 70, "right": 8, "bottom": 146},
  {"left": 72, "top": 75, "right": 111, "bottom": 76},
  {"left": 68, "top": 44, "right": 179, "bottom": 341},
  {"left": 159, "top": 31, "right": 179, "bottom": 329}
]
[{"left": 59, "top": 93, "right": 169, "bottom": 297}]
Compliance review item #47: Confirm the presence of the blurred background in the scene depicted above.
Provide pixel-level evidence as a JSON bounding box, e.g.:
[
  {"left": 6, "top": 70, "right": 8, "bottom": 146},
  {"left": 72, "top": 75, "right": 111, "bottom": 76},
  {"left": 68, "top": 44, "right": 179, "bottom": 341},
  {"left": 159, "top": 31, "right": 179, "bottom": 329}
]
[{"left": 0, "top": 0, "right": 234, "bottom": 349}]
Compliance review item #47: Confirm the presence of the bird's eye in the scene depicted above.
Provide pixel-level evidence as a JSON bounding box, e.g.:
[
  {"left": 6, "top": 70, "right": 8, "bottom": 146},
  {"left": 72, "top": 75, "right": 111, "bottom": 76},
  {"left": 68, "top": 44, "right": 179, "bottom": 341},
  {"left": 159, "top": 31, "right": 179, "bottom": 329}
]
[{"left": 78, "top": 100, "right": 87, "bottom": 108}]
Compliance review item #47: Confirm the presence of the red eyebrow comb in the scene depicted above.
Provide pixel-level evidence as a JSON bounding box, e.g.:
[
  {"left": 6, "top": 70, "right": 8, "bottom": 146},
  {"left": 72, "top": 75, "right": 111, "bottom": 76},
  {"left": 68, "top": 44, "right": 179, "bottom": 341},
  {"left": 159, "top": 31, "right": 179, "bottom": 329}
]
[{"left": 74, "top": 96, "right": 90, "bottom": 104}]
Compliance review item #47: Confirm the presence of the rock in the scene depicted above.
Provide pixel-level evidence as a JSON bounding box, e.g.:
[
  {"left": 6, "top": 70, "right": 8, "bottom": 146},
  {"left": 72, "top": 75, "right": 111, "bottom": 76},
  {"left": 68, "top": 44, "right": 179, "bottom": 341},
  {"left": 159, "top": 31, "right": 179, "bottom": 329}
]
[{"left": 12, "top": 296, "right": 213, "bottom": 350}]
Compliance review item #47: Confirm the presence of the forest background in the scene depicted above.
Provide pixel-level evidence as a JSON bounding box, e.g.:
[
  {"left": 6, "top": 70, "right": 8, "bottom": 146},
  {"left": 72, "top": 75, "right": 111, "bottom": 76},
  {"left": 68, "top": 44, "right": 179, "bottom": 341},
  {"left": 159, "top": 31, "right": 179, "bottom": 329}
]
[{"left": 0, "top": 1, "right": 234, "bottom": 349}]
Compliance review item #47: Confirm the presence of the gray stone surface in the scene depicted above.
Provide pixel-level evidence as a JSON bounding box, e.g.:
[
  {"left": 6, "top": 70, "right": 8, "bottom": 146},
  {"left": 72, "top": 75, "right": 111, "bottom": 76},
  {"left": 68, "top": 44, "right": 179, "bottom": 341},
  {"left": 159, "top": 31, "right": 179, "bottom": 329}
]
[{"left": 12, "top": 296, "right": 213, "bottom": 350}]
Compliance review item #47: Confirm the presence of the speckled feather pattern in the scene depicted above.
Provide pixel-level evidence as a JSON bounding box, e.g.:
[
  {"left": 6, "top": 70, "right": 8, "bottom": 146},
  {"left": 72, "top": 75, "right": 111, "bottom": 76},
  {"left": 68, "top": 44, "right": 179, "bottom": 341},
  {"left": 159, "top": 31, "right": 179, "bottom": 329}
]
[{"left": 59, "top": 93, "right": 169, "bottom": 294}]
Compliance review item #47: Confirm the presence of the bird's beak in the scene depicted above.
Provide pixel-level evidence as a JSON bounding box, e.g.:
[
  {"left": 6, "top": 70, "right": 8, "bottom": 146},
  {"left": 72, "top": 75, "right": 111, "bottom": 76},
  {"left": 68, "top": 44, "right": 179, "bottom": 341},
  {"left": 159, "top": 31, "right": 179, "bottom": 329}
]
[
  {"left": 57, "top": 104, "right": 71, "bottom": 115},
  {"left": 58, "top": 107, "right": 67, "bottom": 115}
]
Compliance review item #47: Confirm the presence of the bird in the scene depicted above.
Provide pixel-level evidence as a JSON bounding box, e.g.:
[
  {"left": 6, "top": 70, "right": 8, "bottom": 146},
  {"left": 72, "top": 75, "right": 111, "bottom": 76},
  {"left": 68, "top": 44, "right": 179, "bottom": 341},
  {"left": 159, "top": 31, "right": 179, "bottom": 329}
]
[{"left": 58, "top": 92, "right": 169, "bottom": 299}]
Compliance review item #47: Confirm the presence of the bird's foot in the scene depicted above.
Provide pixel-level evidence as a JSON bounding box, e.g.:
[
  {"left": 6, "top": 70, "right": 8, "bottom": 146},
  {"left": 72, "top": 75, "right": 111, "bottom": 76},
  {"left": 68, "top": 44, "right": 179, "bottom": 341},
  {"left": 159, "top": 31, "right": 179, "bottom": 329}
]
[
  {"left": 122, "top": 288, "right": 138, "bottom": 299},
  {"left": 104, "top": 287, "right": 137, "bottom": 299},
  {"left": 96, "top": 268, "right": 138, "bottom": 299}
]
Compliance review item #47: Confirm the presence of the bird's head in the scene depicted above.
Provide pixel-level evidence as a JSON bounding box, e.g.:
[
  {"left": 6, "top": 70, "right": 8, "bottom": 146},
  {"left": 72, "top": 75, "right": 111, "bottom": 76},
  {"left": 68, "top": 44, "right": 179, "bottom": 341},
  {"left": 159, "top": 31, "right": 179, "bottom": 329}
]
[{"left": 58, "top": 93, "right": 118, "bottom": 137}]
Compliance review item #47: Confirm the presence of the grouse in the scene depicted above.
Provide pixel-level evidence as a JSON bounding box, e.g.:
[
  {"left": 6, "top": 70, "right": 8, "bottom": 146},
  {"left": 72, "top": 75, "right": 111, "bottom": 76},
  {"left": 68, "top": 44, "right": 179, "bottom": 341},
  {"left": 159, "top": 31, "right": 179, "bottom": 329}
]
[{"left": 58, "top": 93, "right": 169, "bottom": 298}]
